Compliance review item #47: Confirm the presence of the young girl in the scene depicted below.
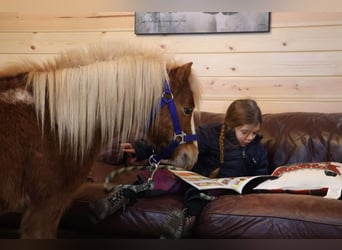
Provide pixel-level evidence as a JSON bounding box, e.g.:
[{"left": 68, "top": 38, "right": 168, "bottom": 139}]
[{"left": 167, "top": 98, "right": 269, "bottom": 238}]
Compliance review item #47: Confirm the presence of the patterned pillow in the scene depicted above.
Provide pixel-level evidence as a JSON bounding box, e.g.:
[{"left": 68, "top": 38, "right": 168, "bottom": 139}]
[{"left": 254, "top": 162, "right": 342, "bottom": 199}]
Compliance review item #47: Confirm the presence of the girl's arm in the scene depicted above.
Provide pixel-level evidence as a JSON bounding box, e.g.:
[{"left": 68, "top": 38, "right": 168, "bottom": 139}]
[{"left": 120, "top": 140, "right": 154, "bottom": 162}]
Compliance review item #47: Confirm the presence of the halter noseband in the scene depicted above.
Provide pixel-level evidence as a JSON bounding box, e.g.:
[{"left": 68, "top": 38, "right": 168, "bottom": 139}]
[{"left": 149, "top": 80, "right": 198, "bottom": 165}]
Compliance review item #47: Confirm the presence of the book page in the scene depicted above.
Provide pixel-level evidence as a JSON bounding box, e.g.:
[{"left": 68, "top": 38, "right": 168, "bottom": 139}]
[
  {"left": 169, "top": 169, "right": 271, "bottom": 193},
  {"left": 168, "top": 169, "right": 225, "bottom": 190}
]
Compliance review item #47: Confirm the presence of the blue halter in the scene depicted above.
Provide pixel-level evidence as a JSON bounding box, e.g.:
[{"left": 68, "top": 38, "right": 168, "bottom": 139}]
[{"left": 149, "top": 80, "right": 198, "bottom": 165}]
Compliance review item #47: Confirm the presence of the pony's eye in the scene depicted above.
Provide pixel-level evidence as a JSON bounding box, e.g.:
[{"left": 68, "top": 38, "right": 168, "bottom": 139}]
[{"left": 184, "top": 107, "right": 194, "bottom": 115}]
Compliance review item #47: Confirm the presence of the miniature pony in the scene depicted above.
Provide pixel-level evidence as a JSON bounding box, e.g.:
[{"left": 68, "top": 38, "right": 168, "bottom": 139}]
[{"left": 0, "top": 42, "right": 200, "bottom": 238}]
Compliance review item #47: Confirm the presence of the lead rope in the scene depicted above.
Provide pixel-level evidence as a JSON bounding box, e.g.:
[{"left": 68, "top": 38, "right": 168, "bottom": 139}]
[
  {"left": 103, "top": 163, "right": 216, "bottom": 201},
  {"left": 102, "top": 123, "right": 225, "bottom": 200},
  {"left": 103, "top": 163, "right": 167, "bottom": 193}
]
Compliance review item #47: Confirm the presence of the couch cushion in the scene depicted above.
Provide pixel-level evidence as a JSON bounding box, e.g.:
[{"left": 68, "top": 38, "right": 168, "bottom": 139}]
[
  {"left": 195, "top": 193, "right": 342, "bottom": 238},
  {"left": 260, "top": 112, "right": 342, "bottom": 173}
]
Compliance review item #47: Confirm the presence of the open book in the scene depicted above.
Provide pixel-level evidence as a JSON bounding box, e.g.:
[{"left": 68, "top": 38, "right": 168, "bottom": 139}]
[
  {"left": 168, "top": 168, "right": 277, "bottom": 194},
  {"left": 169, "top": 161, "right": 342, "bottom": 198}
]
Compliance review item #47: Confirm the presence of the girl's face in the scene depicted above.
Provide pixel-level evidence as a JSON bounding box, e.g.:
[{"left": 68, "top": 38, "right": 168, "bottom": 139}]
[{"left": 234, "top": 123, "right": 260, "bottom": 146}]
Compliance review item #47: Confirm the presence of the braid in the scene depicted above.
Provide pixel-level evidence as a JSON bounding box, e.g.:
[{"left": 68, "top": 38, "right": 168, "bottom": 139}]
[{"left": 219, "top": 123, "right": 226, "bottom": 166}]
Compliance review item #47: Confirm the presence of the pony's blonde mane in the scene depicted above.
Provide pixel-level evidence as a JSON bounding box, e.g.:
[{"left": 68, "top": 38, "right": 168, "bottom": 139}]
[{"left": 20, "top": 42, "right": 175, "bottom": 160}]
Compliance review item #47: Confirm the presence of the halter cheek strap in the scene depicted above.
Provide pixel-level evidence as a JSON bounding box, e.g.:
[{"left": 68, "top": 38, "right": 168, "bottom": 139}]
[{"left": 149, "top": 80, "right": 198, "bottom": 165}]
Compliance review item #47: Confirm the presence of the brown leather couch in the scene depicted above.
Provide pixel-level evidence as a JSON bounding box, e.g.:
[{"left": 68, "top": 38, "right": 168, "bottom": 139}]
[{"left": 1, "top": 111, "right": 342, "bottom": 238}]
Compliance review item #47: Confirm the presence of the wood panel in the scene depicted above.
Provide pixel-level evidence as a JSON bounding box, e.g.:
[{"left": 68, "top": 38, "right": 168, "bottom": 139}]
[
  {"left": 271, "top": 12, "right": 342, "bottom": 27},
  {"left": 177, "top": 52, "right": 342, "bottom": 77},
  {"left": 199, "top": 77, "right": 342, "bottom": 98},
  {"left": 199, "top": 77, "right": 342, "bottom": 113},
  {"left": 2, "top": 52, "right": 342, "bottom": 78},
  {"left": 1, "top": 25, "right": 342, "bottom": 54},
  {"left": 0, "top": 14, "right": 134, "bottom": 31},
  {"left": 1, "top": 12, "right": 342, "bottom": 31},
  {"left": 200, "top": 99, "right": 342, "bottom": 114}
]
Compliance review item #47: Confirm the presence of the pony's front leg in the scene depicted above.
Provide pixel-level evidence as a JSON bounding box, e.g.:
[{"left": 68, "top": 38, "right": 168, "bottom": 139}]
[{"left": 19, "top": 197, "right": 69, "bottom": 239}]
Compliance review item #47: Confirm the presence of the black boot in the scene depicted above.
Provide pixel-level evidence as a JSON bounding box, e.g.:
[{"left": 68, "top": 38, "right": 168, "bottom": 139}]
[
  {"left": 160, "top": 188, "right": 208, "bottom": 238},
  {"left": 160, "top": 209, "right": 196, "bottom": 239},
  {"left": 88, "top": 188, "right": 135, "bottom": 224}
]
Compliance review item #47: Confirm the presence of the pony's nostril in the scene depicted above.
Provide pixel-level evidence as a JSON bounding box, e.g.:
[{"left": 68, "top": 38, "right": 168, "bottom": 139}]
[{"left": 182, "top": 153, "right": 189, "bottom": 162}]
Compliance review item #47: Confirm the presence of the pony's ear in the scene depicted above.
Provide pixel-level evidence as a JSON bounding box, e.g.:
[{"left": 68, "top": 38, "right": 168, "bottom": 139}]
[
  {"left": 170, "top": 62, "right": 193, "bottom": 82},
  {"left": 179, "top": 62, "right": 193, "bottom": 81}
]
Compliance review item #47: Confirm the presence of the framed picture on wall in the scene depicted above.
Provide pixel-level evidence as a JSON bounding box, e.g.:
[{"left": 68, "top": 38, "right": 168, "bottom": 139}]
[{"left": 135, "top": 12, "right": 270, "bottom": 35}]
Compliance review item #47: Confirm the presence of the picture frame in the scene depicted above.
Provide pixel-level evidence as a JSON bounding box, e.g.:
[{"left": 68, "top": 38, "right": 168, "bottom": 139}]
[{"left": 135, "top": 12, "right": 271, "bottom": 35}]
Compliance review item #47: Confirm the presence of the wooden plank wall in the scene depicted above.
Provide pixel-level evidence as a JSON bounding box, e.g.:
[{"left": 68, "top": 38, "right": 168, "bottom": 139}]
[{"left": 1, "top": 12, "right": 342, "bottom": 114}]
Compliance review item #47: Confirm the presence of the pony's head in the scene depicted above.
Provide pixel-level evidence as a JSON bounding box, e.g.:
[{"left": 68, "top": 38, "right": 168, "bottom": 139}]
[
  {"left": 148, "top": 61, "right": 200, "bottom": 170},
  {"left": 0, "top": 42, "right": 200, "bottom": 169}
]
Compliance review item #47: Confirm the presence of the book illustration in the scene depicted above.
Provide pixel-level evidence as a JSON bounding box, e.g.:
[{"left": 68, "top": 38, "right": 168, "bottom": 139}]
[{"left": 254, "top": 162, "right": 342, "bottom": 199}]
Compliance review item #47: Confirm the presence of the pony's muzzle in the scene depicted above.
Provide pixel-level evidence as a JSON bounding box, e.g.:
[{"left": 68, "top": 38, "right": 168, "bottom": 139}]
[{"left": 171, "top": 143, "right": 198, "bottom": 170}]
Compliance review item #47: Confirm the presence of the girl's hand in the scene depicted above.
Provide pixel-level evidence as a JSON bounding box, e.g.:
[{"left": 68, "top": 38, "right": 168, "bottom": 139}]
[{"left": 120, "top": 143, "right": 136, "bottom": 154}]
